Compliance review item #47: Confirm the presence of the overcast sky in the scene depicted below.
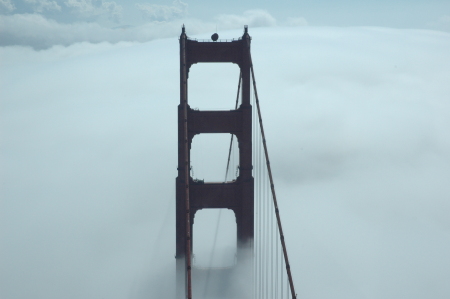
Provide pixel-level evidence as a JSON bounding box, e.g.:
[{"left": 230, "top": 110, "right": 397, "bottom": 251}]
[
  {"left": 1, "top": 0, "right": 450, "bottom": 49},
  {"left": 2, "top": 0, "right": 450, "bottom": 28},
  {"left": 1, "top": 1, "right": 450, "bottom": 299}
]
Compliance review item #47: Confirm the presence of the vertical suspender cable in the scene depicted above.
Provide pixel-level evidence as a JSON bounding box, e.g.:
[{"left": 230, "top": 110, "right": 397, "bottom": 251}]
[
  {"left": 252, "top": 87, "right": 255, "bottom": 299},
  {"left": 258, "top": 110, "right": 265, "bottom": 299},
  {"left": 254, "top": 101, "right": 258, "bottom": 298},
  {"left": 259, "top": 124, "right": 263, "bottom": 299},
  {"left": 258, "top": 105, "right": 263, "bottom": 299},
  {"left": 250, "top": 54, "right": 297, "bottom": 299},
  {"left": 271, "top": 167, "right": 274, "bottom": 298},
  {"left": 257, "top": 96, "right": 260, "bottom": 299},
  {"left": 255, "top": 104, "right": 258, "bottom": 299},
  {"left": 262, "top": 132, "right": 266, "bottom": 299},
  {"left": 281, "top": 254, "right": 284, "bottom": 299},
  {"left": 265, "top": 164, "right": 269, "bottom": 298},
  {"left": 276, "top": 210, "right": 279, "bottom": 298},
  {"left": 253, "top": 105, "right": 256, "bottom": 297},
  {"left": 252, "top": 85, "right": 258, "bottom": 299}
]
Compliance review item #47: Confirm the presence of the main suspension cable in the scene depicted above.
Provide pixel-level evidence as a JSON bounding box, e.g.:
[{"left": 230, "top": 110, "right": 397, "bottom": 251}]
[{"left": 250, "top": 53, "right": 297, "bottom": 299}]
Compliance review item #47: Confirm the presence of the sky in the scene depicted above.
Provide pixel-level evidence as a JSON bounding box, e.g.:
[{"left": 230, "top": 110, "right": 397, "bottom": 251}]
[
  {"left": 1, "top": 1, "right": 450, "bottom": 299},
  {"left": 1, "top": 0, "right": 450, "bottom": 49}
]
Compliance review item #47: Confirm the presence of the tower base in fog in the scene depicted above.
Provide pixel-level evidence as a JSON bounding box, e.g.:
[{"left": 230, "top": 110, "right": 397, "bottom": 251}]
[{"left": 176, "top": 248, "right": 253, "bottom": 299}]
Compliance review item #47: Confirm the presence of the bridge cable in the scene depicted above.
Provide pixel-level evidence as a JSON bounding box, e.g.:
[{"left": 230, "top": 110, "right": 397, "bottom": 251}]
[
  {"left": 261, "top": 138, "right": 265, "bottom": 299},
  {"left": 265, "top": 154, "right": 269, "bottom": 298},
  {"left": 256, "top": 85, "right": 262, "bottom": 299},
  {"left": 224, "top": 72, "right": 242, "bottom": 182},
  {"left": 252, "top": 79, "right": 257, "bottom": 299},
  {"left": 201, "top": 72, "right": 242, "bottom": 299},
  {"left": 253, "top": 81, "right": 262, "bottom": 299},
  {"left": 271, "top": 164, "right": 274, "bottom": 297},
  {"left": 253, "top": 88, "right": 259, "bottom": 299},
  {"left": 250, "top": 54, "right": 298, "bottom": 299},
  {"left": 259, "top": 113, "right": 264, "bottom": 299}
]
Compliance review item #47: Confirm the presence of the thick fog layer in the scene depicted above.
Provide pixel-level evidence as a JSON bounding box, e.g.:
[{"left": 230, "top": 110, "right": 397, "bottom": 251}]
[{"left": 1, "top": 27, "right": 450, "bottom": 298}]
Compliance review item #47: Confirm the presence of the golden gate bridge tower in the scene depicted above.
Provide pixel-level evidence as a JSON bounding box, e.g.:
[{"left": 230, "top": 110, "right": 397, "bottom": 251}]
[{"left": 175, "top": 25, "right": 297, "bottom": 299}]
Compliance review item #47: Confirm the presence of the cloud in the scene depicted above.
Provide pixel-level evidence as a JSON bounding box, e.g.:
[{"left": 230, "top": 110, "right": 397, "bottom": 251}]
[
  {"left": 427, "top": 15, "right": 450, "bottom": 32},
  {"left": 0, "top": 13, "right": 187, "bottom": 49},
  {"left": 0, "top": 8, "right": 281, "bottom": 49},
  {"left": 24, "top": 0, "right": 61, "bottom": 12},
  {"left": 285, "top": 16, "right": 308, "bottom": 27},
  {"left": 0, "top": 0, "right": 15, "bottom": 12},
  {"left": 0, "top": 11, "right": 274, "bottom": 49},
  {"left": 215, "top": 9, "right": 276, "bottom": 29},
  {"left": 0, "top": 13, "right": 116, "bottom": 48},
  {"left": 136, "top": 0, "right": 187, "bottom": 22},
  {"left": 64, "top": 0, "right": 123, "bottom": 23},
  {"left": 100, "top": 0, "right": 122, "bottom": 23}
]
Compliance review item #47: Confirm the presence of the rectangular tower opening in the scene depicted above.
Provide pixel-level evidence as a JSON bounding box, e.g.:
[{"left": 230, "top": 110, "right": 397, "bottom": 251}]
[
  {"left": 193, "top": 208, "right": 237, "bottom": 268},
  {"left": 191, "top": 133, "right": 239, "bottom": 182},
  {"left": 188, "top": 63, "right": 241, "bottom": 110}
]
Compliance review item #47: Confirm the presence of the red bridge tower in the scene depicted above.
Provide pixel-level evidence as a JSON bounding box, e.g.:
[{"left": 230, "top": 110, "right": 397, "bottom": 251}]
[{"left": 176, "top": 26, "right": 254, "bottom": 298}]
